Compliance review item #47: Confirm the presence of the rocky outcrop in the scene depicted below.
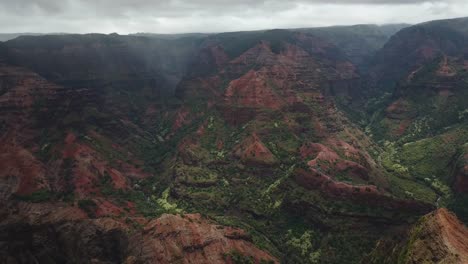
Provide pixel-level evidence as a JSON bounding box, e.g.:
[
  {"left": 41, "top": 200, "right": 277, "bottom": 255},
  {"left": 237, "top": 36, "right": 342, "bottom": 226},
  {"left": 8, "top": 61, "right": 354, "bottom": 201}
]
[
  {"left": 406, "top": 208, "right": 468, "bottom": 264},
  {"left": 368, "top": 18, "right": 468, "bottom": 93},
  {"left": 128, "top": 213, "right": 278, "bottom": 263},
  {"left": 0, "top": 204, "right": 277, "bottom": 264},
  {"left": 365, "top": 208, "right": 468, "bottom": 264},
  {"left": 296, "top": 24, "right": 409, "bottom": 69},
  {"left": 224, "top": 69, "right": 285, "bottom": 110},
  {"left": 368, "top": 18, "right": 468, "bottom": 140},
  {"left": 0, "top": 142, "right": 47, "bottom": 198},
  {"left": 300, "top": 142, "right": 371, "bottom": 182},
  {"left": 234, "top": 133, "right": 278, "bottom": 166},
  {"left": 293, "top": 167, "right": 433, "bottom": 214},
  {"left": 176, "top": 30, "right": 361, "bottom": 127}
]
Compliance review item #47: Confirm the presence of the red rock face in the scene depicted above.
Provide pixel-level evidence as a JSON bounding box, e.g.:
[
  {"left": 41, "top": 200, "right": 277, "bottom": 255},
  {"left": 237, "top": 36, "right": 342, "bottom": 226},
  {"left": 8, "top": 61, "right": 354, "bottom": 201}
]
[
  {"left": 224, "top": 70, "right": 284, "bottom": 110},
  {"left": 300, "top": 142, "right": 370, "bottom": 181},
  {"left": 228, "top": 41, "right": 278, "bottom": 71},
  {"left": 0, "top": 63, "right": 150, "bottom": 200},
  {"left": 385, "top": 99, "right": 413, "bottom": 120},
  {"left": 325, "top": 138, "right": 362, "bottom": 161},
  {"left": 62, "top": 131, "right": 151, "bottom": 197},
  {"left": 234, "top": 133, "right": 277, "bottom": 165},
  {"left": 301, "top": 143, "right": 340, "bottom": 167},
  {"left": 436, "top": 55, "right": 457, "bottom": 77},
  {"left": 0, "top": 141, "right": 48, "bottom": 197},
  {"left": 177, "top": 34, "right": 359, "bottom": 127},
  {"left": 434, "top": 208, "right": 468, "bottom": 264},
  {"left": 293, "top": 168, "right": 432, "bottom": 214},
  {"left": 294, "top": 167, "right": 378, "bottom": 198},
  {"left": 172, "top": 108, "right": 191, "bottom": 132},
  {"left": 130, "top": 214, "right": 278, "bottom": 264},
  {"left": 0, "top": 64, "right": 90, "bottom": 198},
  {"left": 94, "top": 199, "right": 125, "bottom": 217},
  {"left": 0, "top": 65, "right": 63, "bottom": 110},
  {"left": 2, "top": 203, "right": 278, "bottom": 264},
  {"left": 377, "top": 52, "right": 467, "bottom": 139},
  {"left": 366, "top": 208, "right": 468, "bottom": 264},
  {"left": 402, "top": 208, "right": 468, "bottom": 264},
  {"left": 4, "top": 28, "right": 461, "bottom": 264}
]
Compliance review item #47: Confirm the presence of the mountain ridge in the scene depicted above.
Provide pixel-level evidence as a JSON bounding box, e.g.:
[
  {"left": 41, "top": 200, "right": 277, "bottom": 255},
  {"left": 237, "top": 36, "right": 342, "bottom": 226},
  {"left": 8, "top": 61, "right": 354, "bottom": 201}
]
[{"left": 0, "top": 16, "right": 467, "bottom": 264}]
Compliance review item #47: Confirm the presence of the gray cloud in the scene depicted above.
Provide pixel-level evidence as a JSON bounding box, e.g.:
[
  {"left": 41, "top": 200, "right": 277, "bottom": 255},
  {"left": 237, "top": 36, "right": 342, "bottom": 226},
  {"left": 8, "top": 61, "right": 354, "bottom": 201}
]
[{"left": 0, "top": 0, "right": 466, "bottom": 33}]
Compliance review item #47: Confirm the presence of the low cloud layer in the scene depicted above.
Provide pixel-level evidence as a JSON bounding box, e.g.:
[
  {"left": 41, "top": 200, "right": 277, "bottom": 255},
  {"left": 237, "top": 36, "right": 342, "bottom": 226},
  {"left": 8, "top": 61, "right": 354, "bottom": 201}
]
[{"left": 0, "top": 0, "right": 467, "bottom": 33}]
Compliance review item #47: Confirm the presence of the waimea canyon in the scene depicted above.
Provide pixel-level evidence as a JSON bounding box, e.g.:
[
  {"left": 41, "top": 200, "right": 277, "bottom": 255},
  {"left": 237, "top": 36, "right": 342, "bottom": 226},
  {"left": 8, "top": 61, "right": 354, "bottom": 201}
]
[{"left": 1, "top": 17, "right": 468, "bottom": 264}]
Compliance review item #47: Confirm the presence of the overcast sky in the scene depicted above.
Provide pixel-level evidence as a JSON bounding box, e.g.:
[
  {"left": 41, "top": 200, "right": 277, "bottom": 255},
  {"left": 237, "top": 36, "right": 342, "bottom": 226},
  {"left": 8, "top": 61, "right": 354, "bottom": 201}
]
[{"left": 0, "top": 0, "right": 467, "bottom": 34}]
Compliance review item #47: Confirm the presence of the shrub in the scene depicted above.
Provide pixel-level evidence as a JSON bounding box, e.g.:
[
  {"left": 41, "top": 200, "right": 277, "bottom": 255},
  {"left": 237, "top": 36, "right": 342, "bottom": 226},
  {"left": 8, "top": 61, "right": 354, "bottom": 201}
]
[
  {"left": 78, "top": 199, "right": 98, "bottom": 218},
  {"left": 13, "top": 189, "right": 54, "bottom": 203}
]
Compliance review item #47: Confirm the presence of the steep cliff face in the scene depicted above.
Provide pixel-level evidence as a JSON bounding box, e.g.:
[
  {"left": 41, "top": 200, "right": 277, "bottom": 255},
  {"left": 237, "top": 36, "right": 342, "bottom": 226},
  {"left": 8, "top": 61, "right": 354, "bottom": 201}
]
[
  {"left": 0, "top": 59, "right": 277, "bottom": 260},
  {"left": 296, "top": 24, "right": 409, "bottom": 69},
  {"left": 361, "top": 18, "right": 468, "bottom": 228},
  {"left": 0, "top": 62, "right": 153, "bottom": 202},
  {"left": 370, "top": 54, "right": 468, "bottom": 140},
  {"left": 365, "top": 208, "right": 468, "bottom": 264},
  {"left": 0, "top": 34, "right": 282, "bottom": 263},
  {"left": 369, "top": 17, "right": 468, "bottom": 94},
  {"left": 177, "top": 30, "right": 359, "bottom": 100},
  {"left": 4, "top": 34, "right": 198, "bottom": 86},
  {"left": 167, "top": 29, "right": 437, "bottom": 263},
  {"left": 128, "top": 213, "right": 278, "bottom": 263},
  {"left": 0, "top": 203, "right": 277, "bottom": 264},
  {"left": 3, "top": 34, "right": 200, "bottom": 125}
]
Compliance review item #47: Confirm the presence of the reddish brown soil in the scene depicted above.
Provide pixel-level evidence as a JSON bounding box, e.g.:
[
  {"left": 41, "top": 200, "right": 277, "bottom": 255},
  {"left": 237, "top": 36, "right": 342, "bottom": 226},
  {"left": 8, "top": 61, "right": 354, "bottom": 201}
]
[
  {"left": 436, "top": 209, "right": 468, "bottom": 263},
  {"left": 234, "top": 133, "right": 277, "bottom": 165},
  {"left": 224, "top": 70, "right": 284, "bottom": 109},
  {"left": 61, "top": 131, "right": 151, "bottom": 197},
  {"left": 0, "top": 142, "right": 47, "bottom": 196},
  {"left": 385, "top": 99, "right": 412, "bottom": 119},
  {"left": 407, "top": 209, "right": 468, "bottom": 264},
  {"left": 436, "top": 56, "right": 457, "bottom": 77},
  {"left": 300, "top": 142, "right": 370, "bottom": 181},
  {"left": 132, "top": 213, "right": 278, "bottom": 264},
  {"left": 95, "top": 199, "right": 125, "bottom": 217},
  {"left": 2, "top": 203, "right": 278, "bottom": 263},
  {"left": 172, "top": 108, "right": 191, "bottom": 132},
  {"left": 294, "top": 168, "right": 379, "bottom": 198}
]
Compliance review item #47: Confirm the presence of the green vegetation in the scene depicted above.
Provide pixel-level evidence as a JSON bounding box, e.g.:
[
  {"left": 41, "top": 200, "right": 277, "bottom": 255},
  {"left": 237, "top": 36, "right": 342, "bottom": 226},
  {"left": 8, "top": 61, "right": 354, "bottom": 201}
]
[
  {"left": 377, "top": 126, "right": 468, "bottom": 204},
  {"left": 284, "top": 230, "right": 321, "bottom": 264},
  {"left": 35, "top": 128, "right": 64, "bottom": 162},
  {"left": 448, "top": 194, "right": 468, "bottom": 225},
  {"left": 397, "top": 215, "right": 428, "bottom": 263},
  {"left": 13, "top": 189, "right": 54, "bottom": 203},
  {"left": 399, "top": 129, "right": 468, "bottom": 181},
  {"left": 154, "top": 187, "right": 182, "bottom": 213},
  {"left": 97, "top": 174, "right": 176, "bottom": 218},
  {"left": 223, "top": 250, "right": 274, "bottom": 264},
  {"left": 78, "top": 199, "right": 98, "bottom": 218},
  {"left": 8, "top": 22, "right": 468, "bottom": 264}
]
